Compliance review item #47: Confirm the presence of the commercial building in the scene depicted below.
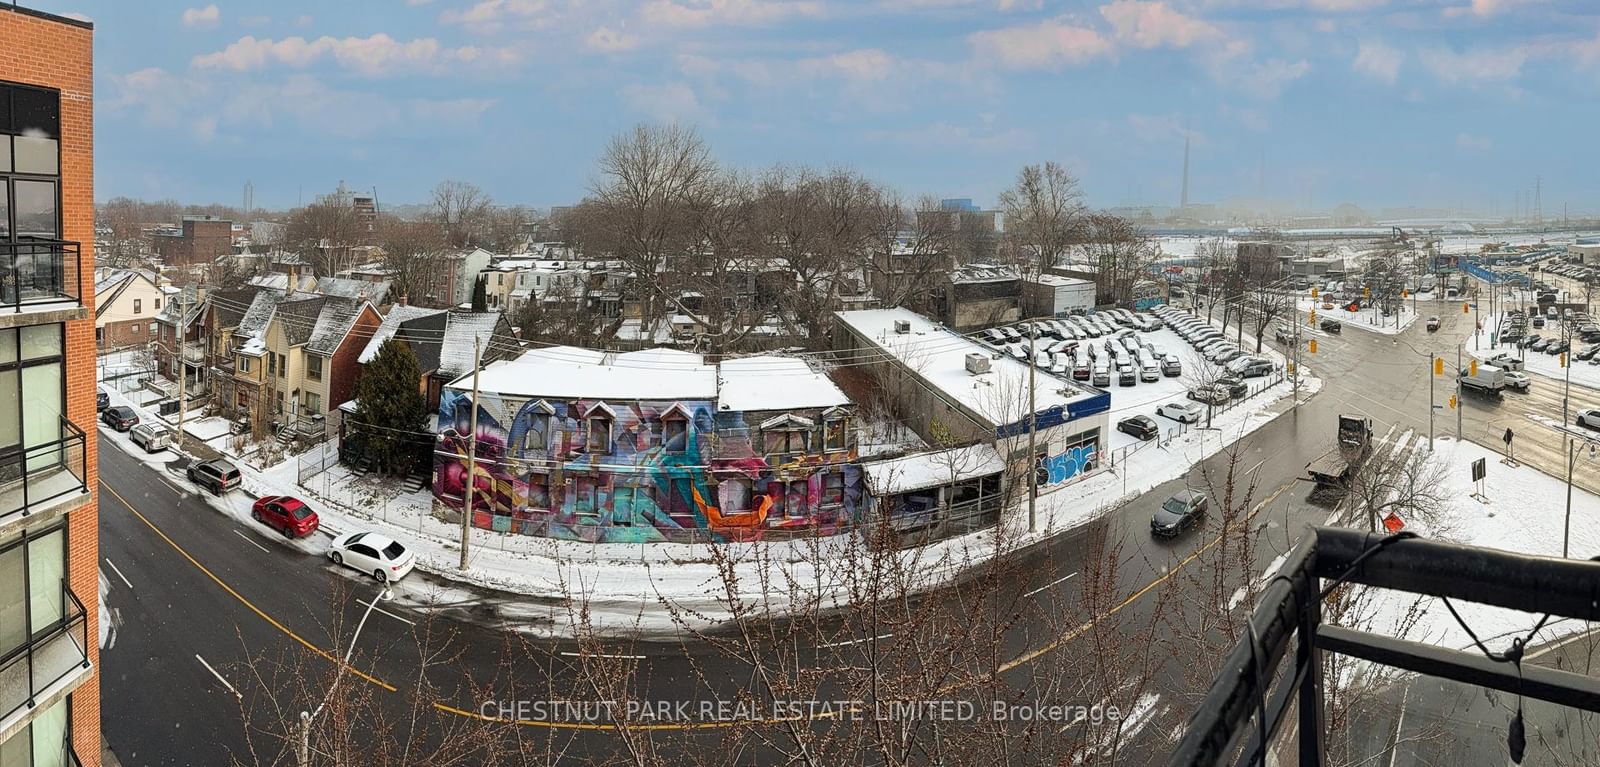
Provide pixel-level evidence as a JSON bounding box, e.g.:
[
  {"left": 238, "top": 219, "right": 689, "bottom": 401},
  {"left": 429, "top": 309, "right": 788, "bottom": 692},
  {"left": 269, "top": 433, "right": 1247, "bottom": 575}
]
[
  {"left": 1, "top": 5, "right": 101, "bottom": 764},
  {"left": 1021, "top": 274, "right": 1096, "bottom": 317},
  {"left": 938, "top": 264, "right": 1021, "bottom": 330},
  {"left": 429, "top": 348, "right": 861, "bottom": 543},
  {"left": 150, "top": 215, "right": 233, "bottom": 267}
]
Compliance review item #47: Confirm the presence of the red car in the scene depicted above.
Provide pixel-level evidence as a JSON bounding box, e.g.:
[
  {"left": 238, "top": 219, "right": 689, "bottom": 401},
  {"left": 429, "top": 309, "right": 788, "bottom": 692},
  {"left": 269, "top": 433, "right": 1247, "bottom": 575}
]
[{"left": 251, "top": 495, "right": 319, "bottom": 538}]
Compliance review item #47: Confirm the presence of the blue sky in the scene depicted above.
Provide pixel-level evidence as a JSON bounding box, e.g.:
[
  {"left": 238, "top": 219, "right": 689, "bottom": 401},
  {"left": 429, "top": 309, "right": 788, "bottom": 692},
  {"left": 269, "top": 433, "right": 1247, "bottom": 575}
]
[{"left": 31, "top": 0, "right": 1600, "bottom": 214}]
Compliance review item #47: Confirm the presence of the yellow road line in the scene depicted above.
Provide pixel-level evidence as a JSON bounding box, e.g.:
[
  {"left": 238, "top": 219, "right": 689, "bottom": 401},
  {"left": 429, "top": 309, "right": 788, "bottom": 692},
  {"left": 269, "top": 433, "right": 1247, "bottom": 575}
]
[{"left": 100, "top": 481, "right": 397, "bottom": 693}]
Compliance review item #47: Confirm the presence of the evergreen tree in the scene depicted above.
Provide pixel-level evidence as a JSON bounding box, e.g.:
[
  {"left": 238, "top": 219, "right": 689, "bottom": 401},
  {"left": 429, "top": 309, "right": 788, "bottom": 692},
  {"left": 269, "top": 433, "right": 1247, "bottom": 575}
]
[
  {"left": 352, "top": 339, "right": 428, "bottom": 474},
  {"left": 471, "top": 275, "right": 488, "bottom": 312}
]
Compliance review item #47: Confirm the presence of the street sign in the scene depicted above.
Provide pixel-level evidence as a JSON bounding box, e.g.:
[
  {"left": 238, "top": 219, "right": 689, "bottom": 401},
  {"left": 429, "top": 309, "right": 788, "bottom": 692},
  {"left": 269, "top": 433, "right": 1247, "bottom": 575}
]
[
  {"left": 1382, "top": 513, "right": 1405, "bottom": 533},
  {"left": 1504, "top": 427, "right": 1515, "bottom": 445},
  {"left": 1472, "top": 457, "right": 1487, "bottom": 482}
]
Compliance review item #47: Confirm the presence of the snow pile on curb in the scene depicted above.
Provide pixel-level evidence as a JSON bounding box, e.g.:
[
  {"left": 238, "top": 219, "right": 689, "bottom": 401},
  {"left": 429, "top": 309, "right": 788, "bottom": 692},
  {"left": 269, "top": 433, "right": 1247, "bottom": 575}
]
[{"left": 1294, "top": 296, "right": 1417, "bottom": 335}]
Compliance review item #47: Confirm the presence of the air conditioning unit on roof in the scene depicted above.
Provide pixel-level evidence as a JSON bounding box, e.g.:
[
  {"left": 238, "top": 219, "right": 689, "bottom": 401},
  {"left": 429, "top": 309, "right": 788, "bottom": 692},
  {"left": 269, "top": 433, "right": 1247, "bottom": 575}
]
[
  {"left": 893, "top": 319, "right": 911, "bottom": 334},
  {"left": 965, "top": 353, "right": 991, "bottom": 375}
]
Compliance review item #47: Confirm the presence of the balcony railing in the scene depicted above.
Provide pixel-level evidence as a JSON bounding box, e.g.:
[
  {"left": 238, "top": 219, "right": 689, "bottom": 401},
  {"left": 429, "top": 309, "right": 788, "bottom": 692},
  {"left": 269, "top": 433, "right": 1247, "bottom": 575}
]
[
  {"left": 1168, "top": 527, "right": 1600, "bottom": 767},
  {"left": 0, "top": 417, "right": 89, "bottom": 527},
  {"left": 0, "top": 581, "right": 91, "bottom": 726},
  {"left": 0, "top": 240, "right": 81, "bottom": 312}
]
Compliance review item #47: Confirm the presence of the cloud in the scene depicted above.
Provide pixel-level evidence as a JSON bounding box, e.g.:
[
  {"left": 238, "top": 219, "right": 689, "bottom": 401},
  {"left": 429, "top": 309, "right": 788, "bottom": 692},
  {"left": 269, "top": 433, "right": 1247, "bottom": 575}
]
[
  {"left": 441, "top": 0, "right": 546, "bottom": 26},
  {"left": 640, "top": 0, "right": 823, "bottom": 28},
  {"left": 1099, "top": 1, "right": 1222, "bottom": 49},
  {"left": 1456, "top": 133, "right": 1492, "bottom": 151},
  {"left": 1353, "top": 40, "right": 1402, "bottom": 84},
  {"left": 620, "top": 81, "right": 705, "bottom": 122},
  {"left": 969, "top": 18, "right": 1114, "bottom": 69},
  {"left": 878, "top": 0, "right": 1040, "bottom": 9},
  {"left": 1418, "top": 45, "right": 1527, "bottom": 84},
  {"left": 1224, "top": 57, "right": 1310, "bottom": 98},
  {"left": 181, "top": 4, "right": 220, "bottom": 27},
  {"left": 1443, "top": 0, "right": 1540, "bottom": 18},
  {"left": 240, "top": 15, "right": 271, "bottom": 27},
  {"left": 191, "top": 34, "right": 505, "bottom": 76},
  {"left": 406, "top": 0, "right": 434, "bottom": 5},
  {"left": 586, "top": 26, "right": 639, "bottom": 52},
  {"left": 1125, "top": 113, "right": 1199, "bottom": 144}
]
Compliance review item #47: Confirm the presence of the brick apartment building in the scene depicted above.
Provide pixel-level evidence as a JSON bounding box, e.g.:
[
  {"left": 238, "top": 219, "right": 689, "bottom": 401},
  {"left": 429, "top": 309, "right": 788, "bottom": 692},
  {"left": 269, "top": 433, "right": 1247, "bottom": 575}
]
[
  {"left": 0, "top": 5, "right": 102, "bottom": 765},
  {"left": 151, "top": 215, "right": 232, "bottom": 266}
]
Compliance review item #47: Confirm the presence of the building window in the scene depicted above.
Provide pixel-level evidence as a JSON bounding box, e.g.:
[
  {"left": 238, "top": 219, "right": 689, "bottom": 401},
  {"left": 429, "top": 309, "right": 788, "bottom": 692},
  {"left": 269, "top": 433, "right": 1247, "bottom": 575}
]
[
  {"left": 786, "top": 479, "right": 809, "bottom": 517},
  {"left": 611, "top": 486, "right": 635, "bottom": 526},
  {"left": 522, "top": 413, "right": 549, "bottom": 454},
  {"left": 0, "top": 325, "right": 65, "bottom": 485},
  {"left": 155, "top": 298, "right": 161, "bottom": 310},
  {"left": 666, "top": 478, "right": 692, "bottom": 518},
  {"left": 306, "top": 354, "right": 323, "bottom": 381},
  {"left": 131, "top": 323, "right": 140, "bottom": 335},
  {"left": 148, "top": 322, "right": 156, "bottom": 334},
  {"left": 765, "top": 429, "right": 808, "bottom": 455},
  {"left": 268, "top": 354, "right": 276, "bottom": 377},
  {"left": 662, "top": 414, "right": 687, "bottom": 453},
  {"left": 133, "top": 298, "right": 142, "bottom": 314},
  {"left": 238, "top": 356, "right": 251, "bottom": 373},
  {"left": 574, "top": 478, "right": 598, "bottom": 521},
  {"left": 277, "top": 353, "right": 286, "bottom": 378},
  {"left": 304, "top": 392, "right": 321, "bottom": 413},
  {"left": 821, "top": 472, "right": 844, "bottom": 507},
  {"left": 720, "top": 477, "right": 753, "bottom": 512},
  {"left": 527, "top": 474, "right": 550, "bottom": 511},
  {"left": 0, "top": 522, "right": 67, "bottom": 661},
  {"left": 823, "top": 416, "right": 847, "bottom": 452},
  {"left": 587, "top": 417, "right": 611, "bottom": 454}
]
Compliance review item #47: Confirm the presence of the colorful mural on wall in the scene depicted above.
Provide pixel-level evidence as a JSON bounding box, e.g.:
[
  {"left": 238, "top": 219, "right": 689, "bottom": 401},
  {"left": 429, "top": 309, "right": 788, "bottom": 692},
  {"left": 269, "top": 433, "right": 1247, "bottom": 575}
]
[
  {"left": 1038, "top": 444, "right": 1098, "bottom": 485},
  {"left": 433, "top": 389, "right": 867, "bottom": 543}
]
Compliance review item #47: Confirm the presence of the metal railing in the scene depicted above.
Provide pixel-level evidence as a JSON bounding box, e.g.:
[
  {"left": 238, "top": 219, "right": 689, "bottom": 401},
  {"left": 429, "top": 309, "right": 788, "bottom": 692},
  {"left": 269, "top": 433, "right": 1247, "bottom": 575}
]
[
  {"left": 0, "top": 240, "right": 80, "bottom": 312},
  {"left": 1169, "top": 528, "right": 1600, "bottom": 767},
  {"left": 0, "top": 581, "right": 91, "bottom": 725},
  {"left": 0, "top": 417, "right": 89, "bottom": 526}
]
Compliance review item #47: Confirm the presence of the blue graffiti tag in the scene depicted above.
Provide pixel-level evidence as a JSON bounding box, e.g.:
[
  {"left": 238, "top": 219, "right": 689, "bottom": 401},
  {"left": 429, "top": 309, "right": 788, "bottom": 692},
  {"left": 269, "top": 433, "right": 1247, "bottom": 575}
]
[{"left": 1038, "top": 445, "right": 1098, "bottom": 485}]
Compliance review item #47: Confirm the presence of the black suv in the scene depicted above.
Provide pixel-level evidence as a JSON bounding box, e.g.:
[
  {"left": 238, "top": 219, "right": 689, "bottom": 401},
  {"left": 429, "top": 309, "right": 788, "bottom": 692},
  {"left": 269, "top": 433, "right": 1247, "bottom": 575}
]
[
  {"left": 188, "top": 459, "right": 242, "bottom": 495},
  {"left": 1319, "top": 319, "right": 1342, "bottom": 333},
  {"left": 96, "top": 390, "right": 109, "bottom": 412},
  {"left": 100, "top": 405, "right": 139, "bottom": 432},
  {"left": 1116, "top": 415, "right": 1159, "bottom": 441}
]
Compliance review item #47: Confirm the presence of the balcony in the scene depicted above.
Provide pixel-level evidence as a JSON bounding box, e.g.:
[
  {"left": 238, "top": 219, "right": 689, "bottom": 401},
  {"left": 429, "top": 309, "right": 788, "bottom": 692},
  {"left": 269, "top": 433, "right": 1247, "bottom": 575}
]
[
  {"left": 0, "top": 582, "right": 92, "bottom": 732},
  {"left": 0, "top": 418, "right": 90, "bottom": 532},
  {"left": 1169, "top": 528, "right": 1600, "bottom": 767},
  {"left": 181, "top": 340, "right": 206, "bottom": 364},
  {"left": 0, "top": 240, "right": 81, "bottom": 313}
]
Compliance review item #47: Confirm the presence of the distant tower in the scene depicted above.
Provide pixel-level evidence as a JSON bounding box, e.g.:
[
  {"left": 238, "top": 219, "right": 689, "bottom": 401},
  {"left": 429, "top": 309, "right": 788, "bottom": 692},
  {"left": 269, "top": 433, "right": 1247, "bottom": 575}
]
[
  {"left": 1534, "top": 175, "right": 1542, "bottom": 226},
  {"left": 243, "top": 180, "right": 253, "bottom": 218},
  {"left": 1180, "top": 128, "right": 1191, "bottom": 212}
]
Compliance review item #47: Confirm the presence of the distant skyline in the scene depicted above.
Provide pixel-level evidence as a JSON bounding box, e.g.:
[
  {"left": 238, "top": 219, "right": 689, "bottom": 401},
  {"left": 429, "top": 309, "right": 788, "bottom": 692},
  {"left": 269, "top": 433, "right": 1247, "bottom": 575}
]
[{"left": 31, "top": 0, "right": 1600, "bottom": 214}]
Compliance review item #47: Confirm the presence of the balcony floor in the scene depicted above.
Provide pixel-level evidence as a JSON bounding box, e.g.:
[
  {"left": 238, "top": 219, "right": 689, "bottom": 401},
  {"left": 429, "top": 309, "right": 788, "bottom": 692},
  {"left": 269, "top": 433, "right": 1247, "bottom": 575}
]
[
  {"left": 0, "top": 627, "right": 90, "bottom": 731},
  {"left": 0, "top": 469, "right": 89, "bottom": 529}
]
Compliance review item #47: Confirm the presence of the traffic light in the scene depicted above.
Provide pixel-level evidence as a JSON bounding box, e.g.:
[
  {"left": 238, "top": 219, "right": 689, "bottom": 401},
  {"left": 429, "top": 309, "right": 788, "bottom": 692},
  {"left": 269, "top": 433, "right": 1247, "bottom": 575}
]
[
  {"left": 1364, "top": 285, "right": 1371, "bottom": 297},
  {"left": 1463, "top": 302, "right": 1470, "bottom": 314},
  {"left": 1309, "top": 339, "right": 1318, "bottom": 354},
  {"left": 1562, "top": 352, "right": 1569, "bottom": 368},
  {"left": 1402, "top": 289, "right": 1409, "bottom": 298},
  {"left": 1470, "top": 359, "right": 1478, "bottom": 376},
  {"left": 1311, "top": 287, "right": 1319, "bottom": 299},
  {"left": 1309, "top": 309, "right": 1317, "bottom": 324},
  {"left": 1434, "top": 357, "right": 1444, "bottom": 376},
  {"left": 1449, "top": 395, "right": 1457, "bottom": 409}
]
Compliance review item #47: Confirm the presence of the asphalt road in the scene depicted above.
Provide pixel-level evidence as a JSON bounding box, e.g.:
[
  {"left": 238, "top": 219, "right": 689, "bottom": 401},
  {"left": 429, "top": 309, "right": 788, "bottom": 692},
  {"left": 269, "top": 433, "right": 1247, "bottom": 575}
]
[{"left": 98, "top": 297, "right": 1600, "bottom": 765}]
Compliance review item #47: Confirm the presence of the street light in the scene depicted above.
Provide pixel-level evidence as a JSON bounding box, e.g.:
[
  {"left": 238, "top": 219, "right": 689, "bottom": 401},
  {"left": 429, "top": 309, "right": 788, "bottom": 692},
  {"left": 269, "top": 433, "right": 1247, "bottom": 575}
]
[
  {"left": 298, "top": 584, "right": 394, "bottom": 766},
  {"left": 1565, "top": 434, "right": 1599, "bottom": 559}
]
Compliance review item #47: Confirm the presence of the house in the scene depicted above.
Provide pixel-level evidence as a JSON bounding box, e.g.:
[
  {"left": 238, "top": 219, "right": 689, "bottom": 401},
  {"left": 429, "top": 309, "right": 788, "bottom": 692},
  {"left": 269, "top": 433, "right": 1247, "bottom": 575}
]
[
  {"left": 94, "top": 268, "right": 169, "bottom": 349},
  {"left": 151, "top": 215, "right": 234, "bottom": 266},
  {"left": 428, "top": 347, "right": 860, "bottom": 543},
  {"left": 357, "top": 308, "right": 521, "bottom": 411},
  {"left": 427, "top": 247, "right": 494, "bottom": 308}
]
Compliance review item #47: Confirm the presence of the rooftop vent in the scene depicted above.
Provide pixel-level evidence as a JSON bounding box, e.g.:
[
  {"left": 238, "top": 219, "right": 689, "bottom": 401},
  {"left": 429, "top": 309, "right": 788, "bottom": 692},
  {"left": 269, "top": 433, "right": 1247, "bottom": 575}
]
[
  {"left": 893, "top": 319, "right": 911, "bottom": 334},
  {"left": 965, "top": 353, "right": 991, "bottom": 375}
]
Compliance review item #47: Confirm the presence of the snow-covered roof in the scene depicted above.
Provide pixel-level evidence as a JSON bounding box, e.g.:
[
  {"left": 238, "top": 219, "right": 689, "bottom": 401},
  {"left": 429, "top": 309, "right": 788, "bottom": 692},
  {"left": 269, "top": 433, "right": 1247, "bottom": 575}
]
[
  {"left": 306, "top": 298, "right": 369, "bottom": 355},
  {"left": 358, "top": 305, "right": 447, "bottom": 364},
  {"left": 459, "top": 347, "right": 719, "bottom": 401},
  {"left": 834, "top": 308, "right": 1103, "bottom": 431},
  {"left": 438, "top": 312, "right": 507, "bottom": 379},
  {"left": 718, "top": 356, "right": 850, "bottom": 413},
  {"left": 1029, "top": 274, "right": 1094, "bottom": 288},
  {"left": 950, "top": 264, "right": 1019, "bottom": 284},
  {"left": 517, "top": 345, "right": 607, "bottom": 365},
  {"left": 614, "top": 348, "right": 704, "bottom": 368},
  {"left": 860, "top": 445, "right": 1005, "bottom": 495}
]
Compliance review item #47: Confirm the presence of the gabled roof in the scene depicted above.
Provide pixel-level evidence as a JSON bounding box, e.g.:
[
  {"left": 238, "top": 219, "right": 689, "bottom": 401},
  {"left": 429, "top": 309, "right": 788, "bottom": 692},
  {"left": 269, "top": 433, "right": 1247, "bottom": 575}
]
[
  {"left": 306, "top": 298, "right": 371, "bottom": 355},
  {"left": 275, "top": 297, "right": 327, "bottom": 346},
  {"left": 317, "top": 276, "right": 391, "bottom": 306},
  {"left": 208, "top": 286, "right": 268, "bottom": 329},
  {"left": 358, "top": 305, "right": 447, "bottom": 364},
  {"left": 383, "top": 310, "right": 520, "bottom": 379},
  {"left": 93, "top": 268, "right": 163, "bottom": 320}
]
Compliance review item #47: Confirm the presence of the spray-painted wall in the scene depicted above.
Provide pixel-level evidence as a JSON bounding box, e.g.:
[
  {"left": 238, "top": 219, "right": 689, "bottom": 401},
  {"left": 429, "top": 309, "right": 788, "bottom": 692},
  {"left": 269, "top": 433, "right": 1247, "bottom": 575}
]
[{"left": 433, "top": 390, "right": 865, "bottom": 543}]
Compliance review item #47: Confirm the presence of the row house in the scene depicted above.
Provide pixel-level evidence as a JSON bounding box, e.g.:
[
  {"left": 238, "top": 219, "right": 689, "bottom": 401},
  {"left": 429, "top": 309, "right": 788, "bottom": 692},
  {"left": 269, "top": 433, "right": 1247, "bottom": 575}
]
[
  {"left": 428, "top": 347, "right": 861, "bottom": 543},
  {"left": 93, "top": 267, "right": 170, "bottom": 349},
  {"left": 357, "top": 307, "right": 520, "bottom": 412}
]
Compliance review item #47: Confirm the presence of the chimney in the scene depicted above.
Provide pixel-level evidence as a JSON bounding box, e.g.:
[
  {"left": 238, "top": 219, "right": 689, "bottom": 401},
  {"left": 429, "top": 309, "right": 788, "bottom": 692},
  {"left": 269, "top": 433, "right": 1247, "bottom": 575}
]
[{"left": 398, "top": 294, "right": 408, "bottom": 306}]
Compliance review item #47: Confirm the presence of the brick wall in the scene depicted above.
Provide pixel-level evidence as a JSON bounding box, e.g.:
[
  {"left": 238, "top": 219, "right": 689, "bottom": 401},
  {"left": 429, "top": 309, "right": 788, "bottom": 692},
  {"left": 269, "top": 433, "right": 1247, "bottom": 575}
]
[
  {"left": 0, "top": 7, "right": 100, "bottom": 764},
  {"left": 329, "top": 305, "right": 381, "bottom": 410}
]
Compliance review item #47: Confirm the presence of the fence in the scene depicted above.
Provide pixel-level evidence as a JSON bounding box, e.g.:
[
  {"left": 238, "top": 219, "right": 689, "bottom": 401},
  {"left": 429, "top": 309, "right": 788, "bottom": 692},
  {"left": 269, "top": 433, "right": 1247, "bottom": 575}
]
[{"left": 297, "top": 440, "right": 340, "bottom": 484}]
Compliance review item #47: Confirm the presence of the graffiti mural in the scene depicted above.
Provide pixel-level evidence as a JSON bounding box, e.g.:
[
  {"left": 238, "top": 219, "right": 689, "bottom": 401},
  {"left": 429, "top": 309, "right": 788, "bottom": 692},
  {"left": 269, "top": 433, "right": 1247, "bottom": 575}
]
[
  {"left": 432, "top": 389, "right": 866, "bottom": 543},
  {"left": 1037, "top": 444, "right": 1098, "bottom": 485}
]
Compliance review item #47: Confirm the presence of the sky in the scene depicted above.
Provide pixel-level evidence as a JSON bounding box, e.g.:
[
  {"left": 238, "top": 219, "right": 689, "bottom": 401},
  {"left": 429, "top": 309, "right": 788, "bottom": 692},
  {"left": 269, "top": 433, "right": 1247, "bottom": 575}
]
[{"left": 28, "top": 0, "right": 1600, "bottom": 215}]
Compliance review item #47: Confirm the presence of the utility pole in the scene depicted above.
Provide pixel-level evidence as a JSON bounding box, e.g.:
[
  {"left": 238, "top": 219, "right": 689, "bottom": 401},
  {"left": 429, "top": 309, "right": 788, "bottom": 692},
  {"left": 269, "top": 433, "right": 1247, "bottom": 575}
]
[
  {"left": 175, "top": 289, "right": 188, "bottom": 450},
  {"left": 1456, "top": 344, "right": 1463, "bottom": 439},
  {"left": 1429, "top": 352, "right": 1435, "bottom": 451},
  {"left": 459, "top": 337, "right": 482, "bottom": 571},
  {"left": 1026, "top": 327, "right": 1038, "bottom": 533}
]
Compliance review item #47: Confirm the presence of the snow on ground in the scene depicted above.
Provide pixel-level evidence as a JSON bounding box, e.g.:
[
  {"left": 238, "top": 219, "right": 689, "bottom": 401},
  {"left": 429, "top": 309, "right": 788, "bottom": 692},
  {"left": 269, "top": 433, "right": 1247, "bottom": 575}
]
[
  {"left": 97, "top": 349, "right": 1320, "bottom": 637},
  {"left": 1360, "top": 436, "right": 1600, "bottom": 653},
  {"left": 1293, "top": 296, "right": 1417, "bottom": 335},
  {"left": 1477, "top": 311, "right": 1600, "bottom": 392},
  {"left": 179, "top": 416, "right": 234, "bottom": 443}
]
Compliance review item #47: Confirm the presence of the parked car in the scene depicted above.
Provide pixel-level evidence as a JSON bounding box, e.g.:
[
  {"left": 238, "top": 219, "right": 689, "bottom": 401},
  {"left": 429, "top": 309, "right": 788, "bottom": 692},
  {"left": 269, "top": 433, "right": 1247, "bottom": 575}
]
[
  {"left": 1320, "top": 319, "right": 1343, "bottom": 333},
  {"left": 129, "top": 423, "right": 172, "bottom": 452},
  {"left": 252, "top": 495, "right": 320, "bottom": 538},
  {"left": 1117, "top": 415, "right": 1160, "bottom": 441},
  {"left": 1579, "top": 410, "right": 1600, "bottom": 431},
  {"left": 96, "top": 389, "right": 109, "bottom": 412},
  {"left": 100, "top": 405, "right": 139, "bottom": 432},
  {"left": 1187, "top": 386, "right": 1230, "bottom": 406},
  {"left": 1118, "top": 367, "right": 1137, "bottom": 386},
  {"left": 328, "top": 531, "right": 416, "bottom": 582},
  {"left": 1215, "top": 376, "right": 1249, "bottom": 399},
  {"left": 1072, "top": 364, "right": 1091, "bottom": 381},
  {"left": 1140, "top": 362, "right": 1160, "bottom": 382},
  {"left": 1151, "top": 490, "right": 1208, "bottom": 537},
  {"left": 1228, "top": 356, "right": 1275, "bottom": 378},
  {"left": 1531, "top": 337, "right": 1552, "bottom": 352},
  {"left": 1092, "top": 365, "right": 1111, "bottom": 387},
  {"left": 1161, "top": 355, "right": 1182, "bottom": 377},
  {"left": 1547, "top": 340, "right": 1570, "bottom": 355},
  {"left": 1579, "top": 345, "right": 1600, "bottom": 361},
  {"left": 187, "top": 458, "right": 242, "bottom": 495},
  {"left": 1157, "top": 401, "right": 1204, "bottom": 423},
  {"left": 1211, "top": 348, "right": 1247, "bottom": 364},
  {"left": 1426, "top": 316, "right": 1440, "bottom": 332}
]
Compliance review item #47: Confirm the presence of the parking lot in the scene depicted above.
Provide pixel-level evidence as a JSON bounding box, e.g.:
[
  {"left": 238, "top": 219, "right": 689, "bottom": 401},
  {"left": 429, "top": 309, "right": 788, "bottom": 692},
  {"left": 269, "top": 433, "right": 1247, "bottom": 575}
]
[{"left": 975, "top": 307, "right": 1287, "bottom": 452}]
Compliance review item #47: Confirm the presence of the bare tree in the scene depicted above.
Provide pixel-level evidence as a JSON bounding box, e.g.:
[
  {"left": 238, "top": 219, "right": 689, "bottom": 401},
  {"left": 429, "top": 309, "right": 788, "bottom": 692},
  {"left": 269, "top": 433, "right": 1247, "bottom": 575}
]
[
  {"left": 861, "top": 192, "right": 954, "bottom": 316},
  {"left": 429, "top": 180, "right": 494, "bottom": 249},
  {"left": 1246, "top": 282, "right": 1290, "bottom": 353},
  {"left": 286, "top": 196, "right": 363, "bottom": 276},
  {"left": 998, "top": 162, "right": 1085, "bottom": 278},
  {"left": 375, "top": 215, "right": 448, "bottom": 305},
  {"left": 1078, "top": 214, "right": 1152, "bottom": 307},
  {"left": 1341, "top": 439, "right": 1451, "bottom": 534}
]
